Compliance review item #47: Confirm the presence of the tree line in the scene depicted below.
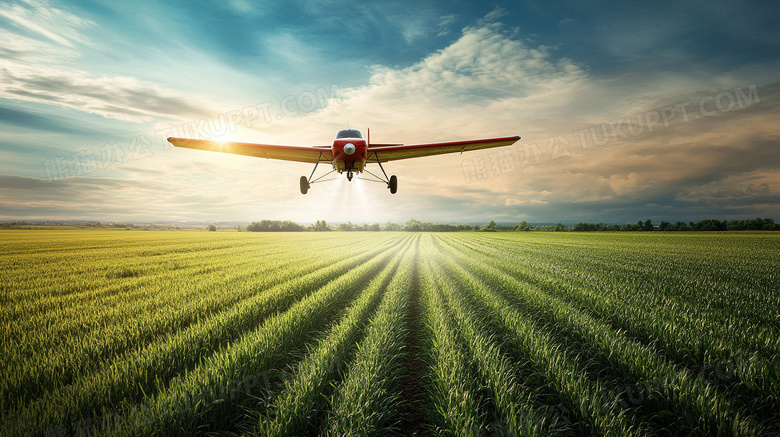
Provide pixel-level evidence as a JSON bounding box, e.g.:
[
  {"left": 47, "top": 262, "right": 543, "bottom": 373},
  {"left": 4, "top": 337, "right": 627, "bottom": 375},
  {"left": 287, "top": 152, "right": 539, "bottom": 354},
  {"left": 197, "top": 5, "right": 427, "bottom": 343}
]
[
  {"left": 216, "top": 217, "right": 779, "bottom": 232},
  {"left": 565, "top": 218, "right": 779, "bottom": 232},
  {"left": 238, "top": 219, "right": 472, "bottom": 232}
]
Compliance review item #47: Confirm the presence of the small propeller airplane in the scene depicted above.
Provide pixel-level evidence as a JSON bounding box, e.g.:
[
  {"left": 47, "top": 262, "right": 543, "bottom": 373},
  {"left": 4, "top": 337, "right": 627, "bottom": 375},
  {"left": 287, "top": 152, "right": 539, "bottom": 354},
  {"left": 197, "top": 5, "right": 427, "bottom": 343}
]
[{"left": 167, "top": 129, "right": 520, "bottom": 194}]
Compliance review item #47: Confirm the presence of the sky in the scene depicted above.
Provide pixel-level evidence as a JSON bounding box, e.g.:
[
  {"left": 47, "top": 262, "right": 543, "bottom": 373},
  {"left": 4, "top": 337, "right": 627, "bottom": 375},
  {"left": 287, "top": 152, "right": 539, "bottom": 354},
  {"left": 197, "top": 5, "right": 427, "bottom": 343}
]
[{"left": 1, "top": 0, "right": 779, "bottom": 225}]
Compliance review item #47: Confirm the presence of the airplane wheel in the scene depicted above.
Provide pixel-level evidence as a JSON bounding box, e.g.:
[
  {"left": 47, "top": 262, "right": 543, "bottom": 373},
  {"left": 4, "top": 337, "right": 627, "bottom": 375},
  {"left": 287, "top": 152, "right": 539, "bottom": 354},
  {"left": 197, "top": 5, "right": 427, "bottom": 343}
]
[
  {"left": 300, "top": 176, "right": 309, "bottom": 194},
  {"left": 389, "top": 175, "right": 397, "bottom": 194}
]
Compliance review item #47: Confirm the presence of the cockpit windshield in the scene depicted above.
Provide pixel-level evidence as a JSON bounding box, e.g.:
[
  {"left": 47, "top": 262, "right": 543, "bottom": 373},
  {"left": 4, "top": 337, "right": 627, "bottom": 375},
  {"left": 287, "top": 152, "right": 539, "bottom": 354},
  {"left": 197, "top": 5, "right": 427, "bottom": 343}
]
[{"left": 336, "top": 129, "right": 363, "bottom": 139}]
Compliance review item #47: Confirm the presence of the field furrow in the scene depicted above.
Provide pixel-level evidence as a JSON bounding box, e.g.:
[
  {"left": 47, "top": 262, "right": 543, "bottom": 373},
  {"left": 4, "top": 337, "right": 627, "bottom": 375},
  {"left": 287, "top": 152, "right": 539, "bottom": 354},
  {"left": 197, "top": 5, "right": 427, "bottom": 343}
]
[
  {"left": 257, "top": 237, "right": 415, "bottom": 436},
  {"left": 422, "top": 236, "right": 558, "bottom": 435},
  {"left": 418, "top": 249, "right": 488, "bottom": 434},
  {"left": 323, "top": 236, "right": 416, "bottom": 436}
]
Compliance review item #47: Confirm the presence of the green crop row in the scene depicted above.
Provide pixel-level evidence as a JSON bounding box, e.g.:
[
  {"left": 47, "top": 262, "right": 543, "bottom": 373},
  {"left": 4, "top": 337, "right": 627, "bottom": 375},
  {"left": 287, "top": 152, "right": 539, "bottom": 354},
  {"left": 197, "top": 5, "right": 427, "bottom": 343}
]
[
  {"left": 419, "top": 238, "right": 555, "bottom": 435},
  {"left": 256, "top": 237, "right": 413, "bottom": 436},
  {"left": 323, "top": 237, "right": 416, "bottom": 435}
]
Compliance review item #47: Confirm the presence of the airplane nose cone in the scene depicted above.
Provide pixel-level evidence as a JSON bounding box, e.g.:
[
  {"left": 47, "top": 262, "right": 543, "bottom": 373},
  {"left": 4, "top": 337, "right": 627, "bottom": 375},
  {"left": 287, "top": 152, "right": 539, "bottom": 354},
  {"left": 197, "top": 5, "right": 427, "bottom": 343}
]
[{"left": 343, "top": 143, "right": 356, "bottom": 155}]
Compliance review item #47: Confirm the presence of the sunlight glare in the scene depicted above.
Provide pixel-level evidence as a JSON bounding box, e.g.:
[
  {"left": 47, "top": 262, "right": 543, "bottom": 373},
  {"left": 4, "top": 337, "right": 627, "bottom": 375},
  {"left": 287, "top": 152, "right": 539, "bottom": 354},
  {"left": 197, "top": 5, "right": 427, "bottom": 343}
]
[{"left": 213, "top": 130, "right": 233, "bottom": 144}]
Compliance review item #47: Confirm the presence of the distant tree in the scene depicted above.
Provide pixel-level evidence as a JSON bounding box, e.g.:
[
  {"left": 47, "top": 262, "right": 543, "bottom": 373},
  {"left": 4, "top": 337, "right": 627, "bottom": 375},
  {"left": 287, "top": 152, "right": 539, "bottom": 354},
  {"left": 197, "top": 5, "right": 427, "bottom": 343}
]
[
  {"left": 205, "top": 224, "right": 217, "bottom": 232},
  {"left": 280, "top": 220, "right": 304, "bottom": 231},
  {"left": 569, "top": 222, "right": 611, "bottom": 231},
  {"left": 643, "top": 219, "right": 654, "bottom": 231},
  {"left": 763, "top": 220, "right": 780, "bottom": 231},
  {"left": 658, "top": 221, "right": 672, "bottom": 231},
  {"left": 620, "top": 223, "right": 637, "bottom": 231},
  {"left": 312, "top": 220, "right": 331, "bottom": 231},
  {"left": 246, "top": 220, "right": 304, "bottom": 232},
  {"left": 480, "top": 220, "right": 497, "bottom": 232},
  {"left": 674, "top": 221, "right": 690, "bottom": 231},
  {"left": 726, "top": 217, "right": 779, "bottom": 231},
  {"left": 572, "top": 223, "right": 590, "bottom": 232},
  {"left": 337, "top": 221, "right": 357, "bottom": 231},
  {"left": 553, "top": 223, "right": 568, "bottom": 232},
  {"left": 383, "top": 222, "right": 402, "bottom": 231},
  {"left": 403, "top": 218, "right": 422, "bottom": 232},
  {"left": 760, "top": 218, "right": 777, "bottom": 230},
  {"left": 514, "top": 220, "right": 531, "bottom": 231},
  {"left": 368, "top": 223, "right": 381, "bottom": 232},
  {"left": 693, "top": 219, "right": 726, "bottom": 231}
]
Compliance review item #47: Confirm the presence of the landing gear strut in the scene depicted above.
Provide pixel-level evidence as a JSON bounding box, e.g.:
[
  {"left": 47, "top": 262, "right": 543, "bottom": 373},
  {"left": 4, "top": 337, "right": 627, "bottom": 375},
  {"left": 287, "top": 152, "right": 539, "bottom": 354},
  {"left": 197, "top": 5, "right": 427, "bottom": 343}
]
[
  {"left": 300, "top": 152, "right": 331, "bottom": 195},
  {"left": 371, "top": 152, "right": 397, "bottom": 194},
  {"left": 347, "top": 169, "right": 354, "bottom": 181}
]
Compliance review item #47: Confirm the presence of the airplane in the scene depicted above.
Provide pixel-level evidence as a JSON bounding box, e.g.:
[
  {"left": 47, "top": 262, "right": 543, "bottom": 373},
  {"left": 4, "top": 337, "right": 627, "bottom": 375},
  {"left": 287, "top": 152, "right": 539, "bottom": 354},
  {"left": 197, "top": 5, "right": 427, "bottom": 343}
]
[{"left": 167, "top": 129, "right": 520, "bottom": 194}]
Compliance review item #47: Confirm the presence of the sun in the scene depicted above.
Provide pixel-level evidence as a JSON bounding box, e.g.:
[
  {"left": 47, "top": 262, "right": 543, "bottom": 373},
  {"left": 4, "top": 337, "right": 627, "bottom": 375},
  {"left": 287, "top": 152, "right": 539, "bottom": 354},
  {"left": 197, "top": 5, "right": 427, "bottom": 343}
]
[{"left": 213, "top": 131, "right": 233, "bottom": 143}]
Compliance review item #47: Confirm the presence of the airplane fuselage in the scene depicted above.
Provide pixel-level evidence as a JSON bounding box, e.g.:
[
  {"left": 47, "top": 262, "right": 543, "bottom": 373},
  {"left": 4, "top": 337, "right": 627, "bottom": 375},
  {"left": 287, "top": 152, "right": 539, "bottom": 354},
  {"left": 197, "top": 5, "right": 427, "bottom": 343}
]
[
  {"left": 332, "top": 137, "right": 367, "bottom": 174},
  {"left": 330, "top": 129, "right": 369, "bottom": 180}
]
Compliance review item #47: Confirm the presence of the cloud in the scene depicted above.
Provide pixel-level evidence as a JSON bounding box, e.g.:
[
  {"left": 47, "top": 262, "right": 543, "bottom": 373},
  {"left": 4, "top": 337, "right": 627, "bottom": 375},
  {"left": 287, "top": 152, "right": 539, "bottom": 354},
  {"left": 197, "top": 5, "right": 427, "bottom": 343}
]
[
  {"left": 298, "top": 22, "right": 588, "bottom": 142},
  {"left": 263, "top": 32, "right": 321, "bottom": 69},
  {"left": 578, "top": 1, "right": 780, "bottom": 74},
  {"left": 0, "top": 169, "right": 262, "bottom": 220},
  {"left": 0, "top": 174, "right": 55, "bottom": 189},
  {"left": 0, "top": 63, "right": 213, "bottom": 123},
  {"left": 0, "top": 0, "right": 93, "bottom": 47},
  {"left": 373, "top": 25, "right": 577, "bottom": 100},
  {"left": 436, "top": 14, "right": 456, "bottom": 37},
  {"left": 226, "top": 0, "right": 257, "bottom": 15},
  {"left": 675, "top": 170, "right": 780, "bottom": 209},
  {"left": 0, "top": 104, "right": 83, "bottom": 134},
  {"left": 0, "top": 0, "right": 223, "bottom": 125},
  {"left": 557, "top": 18, "right": 574, "bottom": 28},
  {"left": 504, "top": 198, "right": 548, "bottom": 207}
]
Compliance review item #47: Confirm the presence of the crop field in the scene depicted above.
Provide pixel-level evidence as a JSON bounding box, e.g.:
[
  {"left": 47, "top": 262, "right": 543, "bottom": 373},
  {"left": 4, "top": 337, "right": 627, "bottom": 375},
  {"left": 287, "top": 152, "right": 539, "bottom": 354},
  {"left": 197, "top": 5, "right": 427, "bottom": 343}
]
[{"left": 1, "top": 230, "right": 778, "bottom": 436}]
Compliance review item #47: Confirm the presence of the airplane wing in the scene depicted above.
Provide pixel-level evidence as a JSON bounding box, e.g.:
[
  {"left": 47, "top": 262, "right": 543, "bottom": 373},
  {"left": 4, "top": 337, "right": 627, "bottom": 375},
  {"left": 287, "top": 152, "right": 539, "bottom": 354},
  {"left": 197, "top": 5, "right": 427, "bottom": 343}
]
[
  {"left": 367, "top": 135, "right": 520, "bottom": 162},
  {"left": 167, "top": 137, "right": 332, "bottom": 164}
]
